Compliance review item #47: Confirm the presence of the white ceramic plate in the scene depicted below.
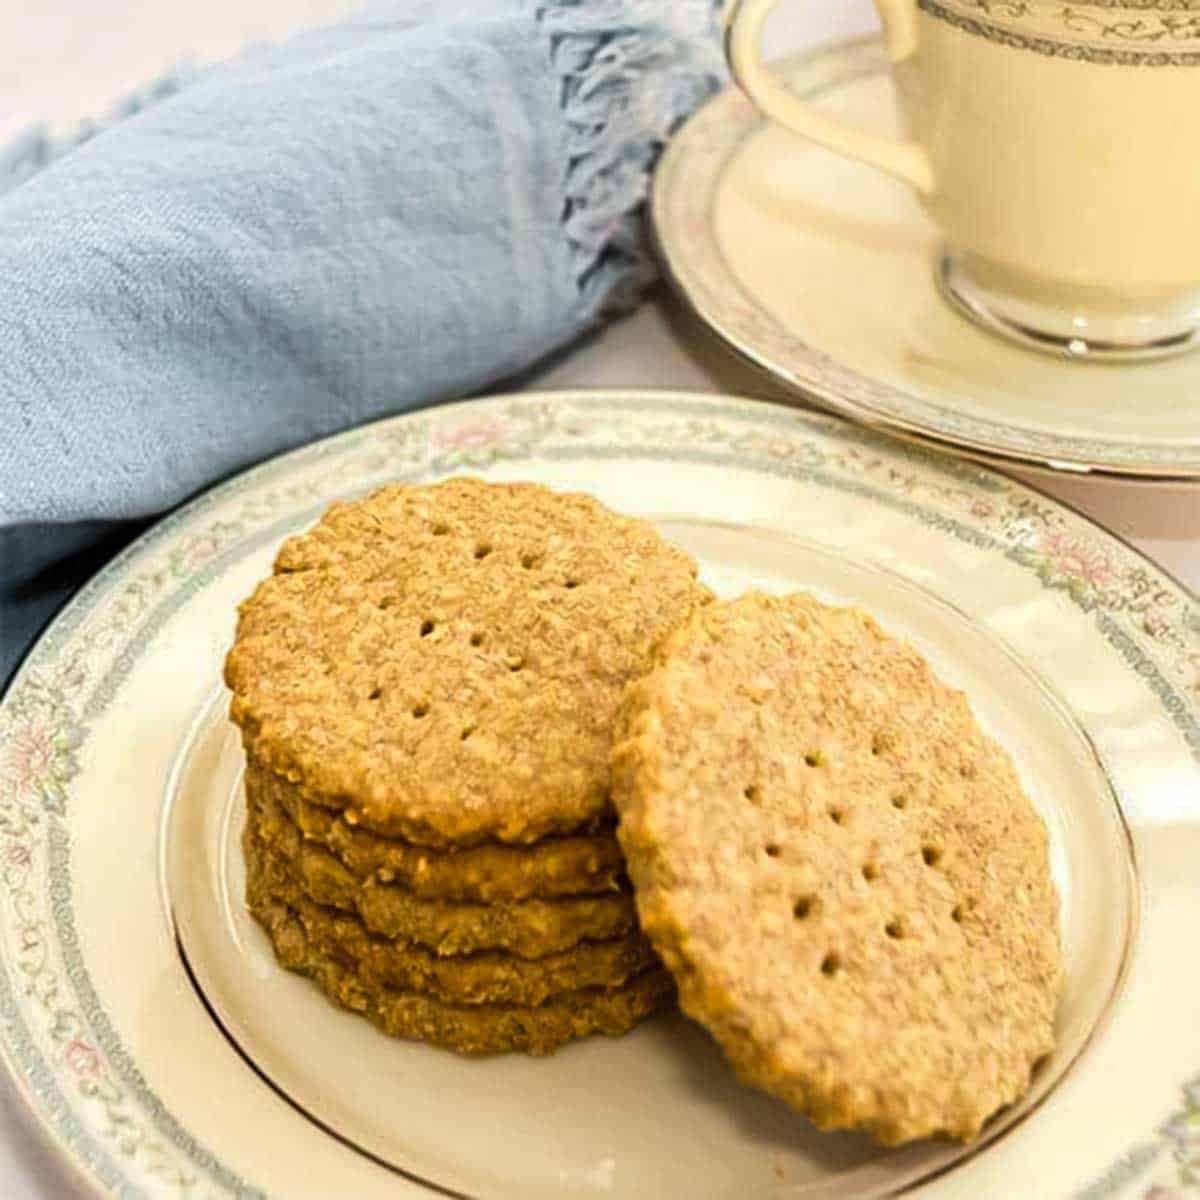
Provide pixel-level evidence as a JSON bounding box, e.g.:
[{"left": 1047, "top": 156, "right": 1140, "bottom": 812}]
[
  {"left": 0, "top": 390, "right": 1196, "bottom": 1198},
  {"left": 652, "top": 38, "right": 1200, "bottom": 482}
]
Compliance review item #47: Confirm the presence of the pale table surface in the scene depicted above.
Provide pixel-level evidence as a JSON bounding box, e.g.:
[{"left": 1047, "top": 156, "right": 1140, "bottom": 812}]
[{"left": 1, "top": 1, "right": 1197, "bottom": 1196}]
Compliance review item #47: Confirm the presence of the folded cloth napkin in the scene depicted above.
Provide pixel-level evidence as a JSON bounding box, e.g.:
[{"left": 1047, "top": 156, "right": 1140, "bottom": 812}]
[{"left": 0, "top": 0, "right": 723, "bottom": 682}]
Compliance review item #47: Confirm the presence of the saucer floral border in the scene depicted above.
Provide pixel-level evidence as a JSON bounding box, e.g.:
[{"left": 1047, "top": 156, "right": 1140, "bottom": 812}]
[{"left": 0, "top": 392, "right": 1196, "bottom": 1197}]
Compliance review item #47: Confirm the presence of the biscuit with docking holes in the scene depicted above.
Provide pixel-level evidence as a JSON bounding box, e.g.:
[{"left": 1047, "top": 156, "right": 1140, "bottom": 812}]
[
  {"left": 611, "top": 592, "right": 1062, "bottom": 1145},
  {"left": 225, "top": 478, "right": 709, "bottom": 847}
]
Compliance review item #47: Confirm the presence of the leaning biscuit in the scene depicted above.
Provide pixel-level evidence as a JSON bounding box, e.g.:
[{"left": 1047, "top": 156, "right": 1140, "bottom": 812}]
[
  {"left": 252, "top": 888, "right": 674, "bottom": 1056},
  {"left": 251, "top": 762, "right": 626, "bottom": 902},
  {"left": 225, "top": 478, "right": 709, "bottom": 847},
  {"left": 244, "top": 826, "right": 657, "bottom": 1006},
  {"left": 248, "top": 798, "right": 637, "bottom": 958},
  {"left": 612, "top": 592, "right": 1062, "bottom": 1146}
]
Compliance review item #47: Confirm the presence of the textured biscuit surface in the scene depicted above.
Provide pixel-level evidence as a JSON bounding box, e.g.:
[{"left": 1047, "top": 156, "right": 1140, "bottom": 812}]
[
  {"left": 225, "top": 478, "right": 707, "bottom": 846},
  {"left": 248, "top": 792, "right": 637, "bottom": 957},
  {"left": 245, "top": 827, "right": 656, "bottom": 1006},
  {"left": 251, "top": 885, "right": 673, "bottom": 1055},
  {"left": 612, "top": 592, "right": 1062, "bottom": 1146},
  {"left": 251, "top": 763, "right": 625, "bottom": 902}
]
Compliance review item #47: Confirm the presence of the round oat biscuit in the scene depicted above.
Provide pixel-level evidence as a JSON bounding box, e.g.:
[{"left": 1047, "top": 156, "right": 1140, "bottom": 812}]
[
  {"left": 225, "top": 478, "right": 708, "bottom": 847},
  {"left": 250, "top": 761, "right": 626, "bottom": 902},
  {"left": 248, "top": 795, "right": 638, "bottom": 958},
  {"left": 244, "top": 828, "right": 657, "bottom": 1006},
  {"left": 611, "top": 592, "right": 1063, "bottom": 1146},
  {"left": 251, "top": 889, "right": 673, "bottom": 1056}
]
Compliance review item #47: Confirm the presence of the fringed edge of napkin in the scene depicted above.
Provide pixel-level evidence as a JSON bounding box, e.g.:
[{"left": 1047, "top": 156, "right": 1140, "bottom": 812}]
[
  {"left": 0, "top": 67, "right": 197, "bottom": 199},
  {"left": 538, "top": 0, "right": 725, "bottom": 317}
]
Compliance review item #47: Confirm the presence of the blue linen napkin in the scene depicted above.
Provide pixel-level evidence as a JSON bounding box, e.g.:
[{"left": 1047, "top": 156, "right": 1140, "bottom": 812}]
[{"left": 0, "top": 0, "right": 724, "bottom": 681}]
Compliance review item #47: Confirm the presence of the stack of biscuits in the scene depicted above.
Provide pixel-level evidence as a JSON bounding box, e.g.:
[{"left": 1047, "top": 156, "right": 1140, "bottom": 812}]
[
  {"left": 225, "top": 479, "right": 710, "bottom": 1055},
  {"left": 226, "top": 476, "right": 1064, "bottom": 1146}
]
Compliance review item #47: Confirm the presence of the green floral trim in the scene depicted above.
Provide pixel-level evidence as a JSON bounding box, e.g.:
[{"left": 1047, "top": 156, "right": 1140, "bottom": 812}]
[
  {"left": 1076, "top": 1074, "right": 1200, "bottom": 1197},
  {"left": 0, "top": 392, "right": 1196, "bottom": 1196}
]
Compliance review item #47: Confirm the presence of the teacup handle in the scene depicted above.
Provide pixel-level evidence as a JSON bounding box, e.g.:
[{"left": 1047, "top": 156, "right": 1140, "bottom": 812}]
[{"left": 725, "top": 0, "right": 935, "bottom": 196}]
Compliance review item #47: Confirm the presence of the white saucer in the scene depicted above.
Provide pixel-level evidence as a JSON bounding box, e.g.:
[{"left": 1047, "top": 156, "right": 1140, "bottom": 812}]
[{"left": 652, "top": 37, "right": 1200, "bottom": 481}]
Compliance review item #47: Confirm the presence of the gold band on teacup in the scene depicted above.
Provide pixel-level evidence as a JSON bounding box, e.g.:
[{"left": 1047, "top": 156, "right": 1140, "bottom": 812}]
[{"left": 920, "top": 0, "right": 1200, "bottom": 64}]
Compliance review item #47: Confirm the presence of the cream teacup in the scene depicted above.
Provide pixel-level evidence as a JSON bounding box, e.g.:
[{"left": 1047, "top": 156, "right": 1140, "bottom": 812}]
[{"left": 725, "top": 0, "right": 1200, "bottom": 361}]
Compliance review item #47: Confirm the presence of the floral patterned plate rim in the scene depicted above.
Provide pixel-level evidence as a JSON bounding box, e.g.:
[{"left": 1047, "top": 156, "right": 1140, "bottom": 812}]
[
  {"left": 651, "top": 36, "right": 1200, "bottom": 483},
  {"left": 0, "top": 389, "right": 1196, "bottom": 1198}
]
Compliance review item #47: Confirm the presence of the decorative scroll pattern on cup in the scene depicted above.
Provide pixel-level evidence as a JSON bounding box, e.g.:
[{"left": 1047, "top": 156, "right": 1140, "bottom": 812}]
[{"left": 920, "top": 0, "right": 1200, "bottom": 64}]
